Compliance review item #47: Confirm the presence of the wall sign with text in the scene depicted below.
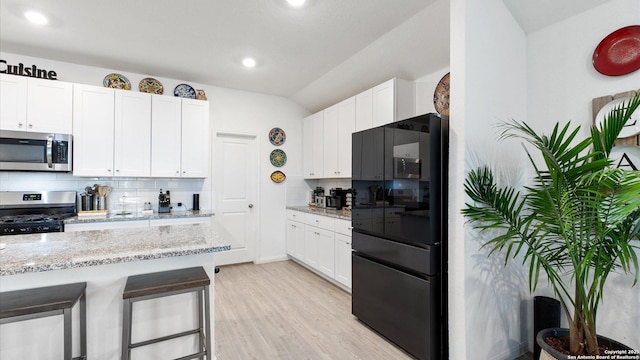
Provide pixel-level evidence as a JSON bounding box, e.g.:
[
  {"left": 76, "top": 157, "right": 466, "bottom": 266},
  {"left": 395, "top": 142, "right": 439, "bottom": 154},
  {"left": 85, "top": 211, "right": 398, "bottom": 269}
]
[{"left": 0, "top": 59, "right": 58, "bottom": 80}]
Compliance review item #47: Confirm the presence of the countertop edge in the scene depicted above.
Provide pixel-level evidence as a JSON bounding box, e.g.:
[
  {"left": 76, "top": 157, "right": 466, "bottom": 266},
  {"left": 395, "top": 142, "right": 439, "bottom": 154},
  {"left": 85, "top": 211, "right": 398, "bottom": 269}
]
[
  {"left": 0, "top": 244, "right": 231, "bottom": 276},
  {"left": 286, "top": 206, "right": 351, "bottom": 221},
  {"left": 65, "top": 210, "right": 214, "bottom": 224}
]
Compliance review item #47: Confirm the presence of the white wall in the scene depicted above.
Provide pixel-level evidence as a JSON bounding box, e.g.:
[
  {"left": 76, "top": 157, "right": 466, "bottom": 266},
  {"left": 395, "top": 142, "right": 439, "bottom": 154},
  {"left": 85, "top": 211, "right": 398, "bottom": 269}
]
[
  {"left": 526, "top": 0, "right": 640, "bottom": 350},
  {"left": 452, "top": 0, "right": 640, "bottom": 358},
  {"left": 451, "top": 0, "right": 529, "bottom": 358},
  {"left": 0, "top": 52, "right": 308, "bottom": 264}
]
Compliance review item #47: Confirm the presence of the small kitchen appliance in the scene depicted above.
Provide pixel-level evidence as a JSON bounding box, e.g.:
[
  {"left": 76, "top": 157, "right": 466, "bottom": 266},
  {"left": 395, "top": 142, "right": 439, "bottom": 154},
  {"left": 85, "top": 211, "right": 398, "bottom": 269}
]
[
  {"left": 0, "top": 191, "right": 77, "bottom": 235},
  {"left": 326, "top": 188, "right": 351, "bottom": 210},
  {"left": 158, "top": 189, "right": 171, "bottom": 213},
  {"left": 312, "top": 187, "right": 325, "bottom": 208},
  {"left": 0, "top": 130, "right": 72, "bottom": 172}
]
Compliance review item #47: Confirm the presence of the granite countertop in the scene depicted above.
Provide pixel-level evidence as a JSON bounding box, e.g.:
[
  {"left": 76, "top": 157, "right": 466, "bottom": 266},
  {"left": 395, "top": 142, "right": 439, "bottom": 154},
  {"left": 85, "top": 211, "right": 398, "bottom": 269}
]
[
  {"left": 287, "top": 206, "right": 351, "bottom": 221},
  {"left": 65, "top": 210, "right": 214, "bottom": 224},
  {"left": 0, "top": 220, "right": 231, "bottom": 276}
]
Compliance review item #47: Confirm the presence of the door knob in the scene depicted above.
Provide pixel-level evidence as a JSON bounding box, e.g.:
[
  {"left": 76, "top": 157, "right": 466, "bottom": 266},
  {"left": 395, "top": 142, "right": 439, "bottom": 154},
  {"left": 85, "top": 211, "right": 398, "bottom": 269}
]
[{"left": 248, "top": 203, "right": 254, "bottom": 208}]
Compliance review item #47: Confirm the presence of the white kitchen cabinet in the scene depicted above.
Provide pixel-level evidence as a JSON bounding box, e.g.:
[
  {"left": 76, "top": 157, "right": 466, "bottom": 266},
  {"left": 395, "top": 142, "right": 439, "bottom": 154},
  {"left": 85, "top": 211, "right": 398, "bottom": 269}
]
[
  {"left": 0, "top": 75, "right": 27, "bottom": 131},
  {"left": 73, "top": 85, "right": 152, "bottom": 177},
  {"left": 114, "top": 91, "right": 151, "bottom": 177},
  {"left": 286, "top": 210, "right": 306, "bottom": 259},
  {"left": 151, "top": 96, "right": 209, "bottom": 178},
  {"left": 72, "top": 84, "right": 115, "bottom": 177},
  {"left": 316, "top": 226, "right": 335, "bottom": 278},
  {"left": 180, "top": 98, "right": 210, "bottom": 178},
  {"left": 286, "top": 219, "right": 305, "bottom": 258},
  {"left": 372, "top": 78, "right": 415, "bottom": 127},
  {"left": 304, "top": 225, "right": 320, "bottom": 269},
  {"left": 287, "top": 210, "right": 352, "bottom": 290},
  {"left": 334, "top": 233, "right": 352, "bottom": 288},
  {"left": 355, "top": 88, "right": 373, "bottom": 132},
  {"left": 303, "top": 112, "right": 323, "bottom": 179},
  {"left": 0, "top": 74, "right": 72, "bottom": 133},
  {"left": 151, "top": 95, "right": 182, "bottom": 177},
  {"left": 322, "top": 104, "right": 338, "bottom": 178},
  {"left": 323, "top": 97, "right": 355, "bottom": 178}
]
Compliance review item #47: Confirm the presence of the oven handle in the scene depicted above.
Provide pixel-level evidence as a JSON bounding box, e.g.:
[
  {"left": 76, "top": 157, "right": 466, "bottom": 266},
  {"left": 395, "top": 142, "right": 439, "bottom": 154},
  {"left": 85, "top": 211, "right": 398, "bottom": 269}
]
[{"left": 46, "top": 136, "right": 53, "bottom": 168}]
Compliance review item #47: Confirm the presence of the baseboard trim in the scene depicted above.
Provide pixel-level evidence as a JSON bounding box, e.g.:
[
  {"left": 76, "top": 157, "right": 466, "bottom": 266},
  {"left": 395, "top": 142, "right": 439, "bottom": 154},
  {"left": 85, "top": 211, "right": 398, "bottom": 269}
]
[{"left": 255, "top": 255, "right": 289, "bottom": 264}]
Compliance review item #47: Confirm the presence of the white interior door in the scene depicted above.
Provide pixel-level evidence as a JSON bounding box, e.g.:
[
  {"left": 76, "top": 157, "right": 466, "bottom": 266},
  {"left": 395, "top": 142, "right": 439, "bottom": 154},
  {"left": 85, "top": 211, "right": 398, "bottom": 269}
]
[{"left": 214, "top": 132, "right": 258, "bottom": 266}]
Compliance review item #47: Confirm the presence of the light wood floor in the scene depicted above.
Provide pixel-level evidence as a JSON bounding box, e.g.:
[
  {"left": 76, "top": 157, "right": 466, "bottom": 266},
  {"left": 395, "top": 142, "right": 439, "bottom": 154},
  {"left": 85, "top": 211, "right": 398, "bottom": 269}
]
[{"left": 214, "top": 260, "right": 413, "bottom": 360}]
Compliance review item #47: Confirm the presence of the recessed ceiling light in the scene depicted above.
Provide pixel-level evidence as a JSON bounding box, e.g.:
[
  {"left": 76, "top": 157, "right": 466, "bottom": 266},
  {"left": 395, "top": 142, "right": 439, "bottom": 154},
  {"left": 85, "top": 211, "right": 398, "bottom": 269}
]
[
  {"left": 286, "top": 0, "right": 306, "bottom": 7},
  {"left": 242, "top": 57, "right": 257, "bottom": 68},
  {"left": 24, "top": 11, "right": 48, "bottom": 25}
]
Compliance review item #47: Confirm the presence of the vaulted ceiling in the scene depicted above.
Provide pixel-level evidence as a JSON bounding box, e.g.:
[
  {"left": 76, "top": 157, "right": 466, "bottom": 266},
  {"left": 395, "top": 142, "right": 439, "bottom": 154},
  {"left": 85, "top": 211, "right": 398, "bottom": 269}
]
[{"left": 0, "top": 0, "right": 614, "bottom": 112}]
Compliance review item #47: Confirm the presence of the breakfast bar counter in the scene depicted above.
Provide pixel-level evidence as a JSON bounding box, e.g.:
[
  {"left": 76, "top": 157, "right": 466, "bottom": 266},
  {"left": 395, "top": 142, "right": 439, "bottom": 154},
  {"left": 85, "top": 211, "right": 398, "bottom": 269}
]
[
  {"left": 0, "top": 221, "right": 230, "bottom": 276},
  {"left": 0, "top": 221, "right": 232, "bottom": 360}
]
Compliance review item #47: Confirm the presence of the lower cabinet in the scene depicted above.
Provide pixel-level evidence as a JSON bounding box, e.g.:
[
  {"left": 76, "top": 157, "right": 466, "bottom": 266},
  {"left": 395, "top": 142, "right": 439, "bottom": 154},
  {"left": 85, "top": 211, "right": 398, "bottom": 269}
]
[
  {"left": 334, "top": 233, "right": 352, "bottom": 288},
  {"left": 286, "top": 219, "right": 305, "bottom": 260},
  {"left": 286, "top": 210, "right": 352, "bottom": 290}
]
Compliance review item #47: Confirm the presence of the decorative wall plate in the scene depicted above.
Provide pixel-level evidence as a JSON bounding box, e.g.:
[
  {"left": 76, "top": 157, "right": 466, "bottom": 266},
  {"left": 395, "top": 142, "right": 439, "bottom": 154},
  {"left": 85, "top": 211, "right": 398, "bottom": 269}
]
[
  {"left": 595, "top": 96, "right": 640, "bottom": 138},
  {"left": 103, "top": 73, "right": 131, "bottom": 90},
  {"left": 433, "top": 72, "right": 450, "bottom": 116},
  {"left": 174, "top": 84, "right": 196, "bottom": 98},
  {"left": 270, "top": 170, "right": 286, "bottom": 183},
  {"left": 269, "top": 127, "right": 286, "bottom": 146},
  {"left": 139, "top": 77, "right": 164, "bottom": 94},
  {"left": 593, "top": 25, "right": 640, "bottom": 76},
  {"left": 270, "top": 149, "right": 287, "bottom": 167}
]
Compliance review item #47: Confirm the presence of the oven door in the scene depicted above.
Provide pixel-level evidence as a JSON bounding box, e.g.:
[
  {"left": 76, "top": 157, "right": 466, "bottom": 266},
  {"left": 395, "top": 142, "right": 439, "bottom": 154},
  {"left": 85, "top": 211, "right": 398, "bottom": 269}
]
[{"left": 0, "top": 130, "right": 72, "bottom": 171}]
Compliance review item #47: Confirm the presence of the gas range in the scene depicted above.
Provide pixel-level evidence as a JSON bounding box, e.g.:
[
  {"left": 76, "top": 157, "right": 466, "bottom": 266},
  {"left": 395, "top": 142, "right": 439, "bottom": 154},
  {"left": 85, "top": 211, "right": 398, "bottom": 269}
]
[{"left": 0, "top": 191, "right": 77, "bottom": 236}]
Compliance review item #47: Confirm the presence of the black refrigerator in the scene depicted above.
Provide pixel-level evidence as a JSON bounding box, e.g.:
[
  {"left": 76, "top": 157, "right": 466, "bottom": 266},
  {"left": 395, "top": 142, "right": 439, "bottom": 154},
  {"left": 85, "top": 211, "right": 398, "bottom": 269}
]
[{"left": 351, "top": 113, "right": 448, "bottom": 360}]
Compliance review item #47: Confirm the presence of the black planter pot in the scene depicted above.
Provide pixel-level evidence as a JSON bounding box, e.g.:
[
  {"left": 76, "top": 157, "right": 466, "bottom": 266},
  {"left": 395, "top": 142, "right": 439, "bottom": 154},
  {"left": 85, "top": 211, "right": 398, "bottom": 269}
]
[{"left": 536, "top": 328, "right": 633, "bottom": 360}]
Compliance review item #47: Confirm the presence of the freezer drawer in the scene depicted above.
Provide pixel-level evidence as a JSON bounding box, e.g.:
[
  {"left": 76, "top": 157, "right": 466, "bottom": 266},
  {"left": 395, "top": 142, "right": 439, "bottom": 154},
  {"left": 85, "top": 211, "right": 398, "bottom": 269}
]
[
  {"left": 352, "top": 254, "right": 441, "bottom": 360},
  {"left": 352, "top": 231, "right": 440, "bottom": 276}
]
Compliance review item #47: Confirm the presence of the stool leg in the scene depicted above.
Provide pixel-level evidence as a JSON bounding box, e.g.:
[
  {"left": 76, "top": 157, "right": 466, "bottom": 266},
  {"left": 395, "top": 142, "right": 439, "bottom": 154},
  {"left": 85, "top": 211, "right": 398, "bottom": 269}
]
[
  {"left": 122, "top": 299, "right": 133, "bottom": 360},
  {"left": 63, "top": 307, "right": 72, "bottom": 360},
  {"left": 197, "top": 289, "right": 204, "bottom": 359},
  {"left": 80, "top": 292, "right": 87, "bottom": 359},
  {"left": 204, "top": 285, "right": 212, "bottom": 359}
]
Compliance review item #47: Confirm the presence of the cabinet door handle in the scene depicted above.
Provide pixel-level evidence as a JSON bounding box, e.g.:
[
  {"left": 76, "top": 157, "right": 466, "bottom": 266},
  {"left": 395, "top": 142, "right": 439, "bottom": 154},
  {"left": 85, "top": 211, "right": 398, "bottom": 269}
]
[
  {"left": 28, "top": 124, "right": 33, "bottom": 129},
  {"left": 18, "top": 122, "right": 23, "bottom": 128},
  {"left": 248, "top": 203, "right": 254, "bottom": 208}
]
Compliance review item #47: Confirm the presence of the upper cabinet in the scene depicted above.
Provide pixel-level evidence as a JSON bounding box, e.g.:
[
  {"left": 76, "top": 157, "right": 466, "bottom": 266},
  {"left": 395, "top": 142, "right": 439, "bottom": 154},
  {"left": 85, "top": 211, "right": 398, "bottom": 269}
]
[
  {"left": 372, "top": 78, "right": 415, "bottom": 127},
  {"left": 303, "top": 78, "right": 414, "bottom": 180},
  {"left": 151, "top": 96, "right": 210, "bottom": 178},
  {"left": 303, "top": 111, "right": 324, "bottom": 179},
  {"left": 73, "top": 84, "right": 209, "bottom": 178},
  {"left": 0, "top": 74, "right": 73, "bottom": 134},
  {"left": 73, "top": 84, "right": 116, "bottom": 177},
  {"left": 74, "top": 85, "right": 151, "bottom": 177},
  {"left": 114, "top": 91, "right": 152, "bottom": 177},
  {"left": 323, "top": 97, "right": 355, "bottom": 178}
]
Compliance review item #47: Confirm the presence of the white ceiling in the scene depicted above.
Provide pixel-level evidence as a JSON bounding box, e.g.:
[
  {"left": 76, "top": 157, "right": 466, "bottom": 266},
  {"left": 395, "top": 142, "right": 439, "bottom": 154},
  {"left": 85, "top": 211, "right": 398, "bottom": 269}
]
[{"left": 0, "top": 0, "right": 614, "bottom": 112}]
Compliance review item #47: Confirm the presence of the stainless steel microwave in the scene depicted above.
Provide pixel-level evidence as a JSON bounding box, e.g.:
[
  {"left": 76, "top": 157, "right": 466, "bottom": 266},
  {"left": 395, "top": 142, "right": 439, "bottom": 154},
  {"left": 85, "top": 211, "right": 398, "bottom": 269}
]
[{"left": 0, "top": 130, "right": 72, "bottom": 172}]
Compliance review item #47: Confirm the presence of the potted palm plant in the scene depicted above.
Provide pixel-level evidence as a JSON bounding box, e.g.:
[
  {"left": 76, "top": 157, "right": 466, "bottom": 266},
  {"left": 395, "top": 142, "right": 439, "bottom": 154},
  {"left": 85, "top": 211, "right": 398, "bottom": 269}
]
[{"left": 462, "top": 94, "right": 640, "bottom": 357}]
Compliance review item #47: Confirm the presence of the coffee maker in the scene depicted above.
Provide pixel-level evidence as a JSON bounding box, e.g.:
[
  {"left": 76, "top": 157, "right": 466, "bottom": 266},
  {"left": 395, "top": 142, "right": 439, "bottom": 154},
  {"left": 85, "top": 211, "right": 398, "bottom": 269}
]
[
  {"left": 326, "top": 188, "right": 350, "bottom": 210},
  {"left": 313, "top": 187, "right": 325, "bottom": 208}
]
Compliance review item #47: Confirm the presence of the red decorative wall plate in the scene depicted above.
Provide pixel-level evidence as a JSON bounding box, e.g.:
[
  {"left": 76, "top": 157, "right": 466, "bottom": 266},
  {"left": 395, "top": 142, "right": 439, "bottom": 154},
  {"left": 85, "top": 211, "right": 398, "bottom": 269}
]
[{"left": 592, "top": 25, "right": 640, "bottom": 76}]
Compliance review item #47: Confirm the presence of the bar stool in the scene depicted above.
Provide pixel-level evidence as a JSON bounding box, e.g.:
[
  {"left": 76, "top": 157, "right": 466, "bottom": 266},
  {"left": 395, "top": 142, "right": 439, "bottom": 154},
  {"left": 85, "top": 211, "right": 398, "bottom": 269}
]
[
  {"left": 121, "top": 266, "right": 212, "bottom": 360},
  {"left": 0, "top": 282, "right": 87, "bottom": 360}
]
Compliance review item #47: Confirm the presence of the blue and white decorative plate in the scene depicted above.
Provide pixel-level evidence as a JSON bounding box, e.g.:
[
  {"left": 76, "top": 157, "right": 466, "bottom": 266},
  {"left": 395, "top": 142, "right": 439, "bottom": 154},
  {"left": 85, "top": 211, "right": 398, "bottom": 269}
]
[
  {"left": 174, "top": 84, "right": 196, "bottom": 98},
  {"left": 269, "top": 127, "right": 286, "bottom": 146}
]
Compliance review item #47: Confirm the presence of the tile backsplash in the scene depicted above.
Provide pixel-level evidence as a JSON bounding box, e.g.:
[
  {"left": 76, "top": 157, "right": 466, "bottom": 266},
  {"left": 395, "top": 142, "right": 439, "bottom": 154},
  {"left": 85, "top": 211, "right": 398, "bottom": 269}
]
[{"left": 0, "top": 172, "right": 210, "bottom": 213}]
